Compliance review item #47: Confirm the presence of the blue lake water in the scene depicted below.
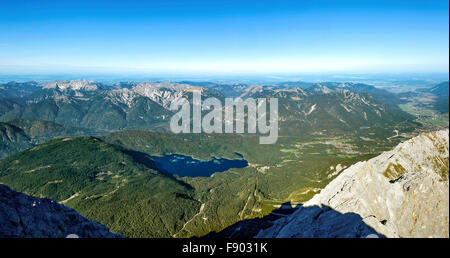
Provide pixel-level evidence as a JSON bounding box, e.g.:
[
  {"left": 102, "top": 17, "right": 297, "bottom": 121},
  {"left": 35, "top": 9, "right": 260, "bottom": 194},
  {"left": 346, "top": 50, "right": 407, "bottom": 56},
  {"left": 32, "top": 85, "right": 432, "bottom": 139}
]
[{"left": 151, "top": 152, "right": 248, "bottom": 177}]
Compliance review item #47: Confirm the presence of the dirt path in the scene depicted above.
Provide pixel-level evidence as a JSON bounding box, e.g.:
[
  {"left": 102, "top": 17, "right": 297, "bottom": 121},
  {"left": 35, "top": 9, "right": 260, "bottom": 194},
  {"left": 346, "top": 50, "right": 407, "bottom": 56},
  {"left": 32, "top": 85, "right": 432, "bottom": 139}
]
[
  {"left": 238, "top": 176, "right": 258, "bottom": 220},
  {"left": 59, "top": 192, "right": 79, "bottom": 204},
  {"left": 173, "top": 203, "right": 205, "bottom": 237}
]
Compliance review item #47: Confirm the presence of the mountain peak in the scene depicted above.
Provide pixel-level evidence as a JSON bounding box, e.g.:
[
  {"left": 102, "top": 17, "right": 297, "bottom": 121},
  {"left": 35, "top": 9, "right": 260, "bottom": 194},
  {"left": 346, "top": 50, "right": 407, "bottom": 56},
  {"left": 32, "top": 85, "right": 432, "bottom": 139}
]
[
  {"left": 108, "top": 82, "right": 204, "bottom": 108},
  {"left": 43, "top": 79, "right": 99, "bottom": 91}
]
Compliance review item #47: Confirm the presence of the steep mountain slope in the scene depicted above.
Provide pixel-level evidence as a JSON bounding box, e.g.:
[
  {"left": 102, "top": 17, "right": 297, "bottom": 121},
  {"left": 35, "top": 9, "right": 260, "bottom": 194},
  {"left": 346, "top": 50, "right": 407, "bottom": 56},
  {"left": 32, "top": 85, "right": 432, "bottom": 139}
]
[
  {"left": 257, "top": 130, "right": 449, "bottom": 238},
  {"left": 240, "top": 87, "right": 417, "bottom": 136},
  {"left": 1, "top": 91, "right": 172, "bottom": 131},
  {"left": 429, "top": 81, "right": 449, "bottom": 96},
  {"left": 0, "top": 137, "right": 201, "bottom": 237},
  {"left": 269, "top": 81, "right": 405, "bottom": 105},
  {"left": 429, "top": 81, "right": 449, "bottom": 113},
  {"left": 0, "top": 122, "right": 33, "bottom": 159},
  {"left": 6, "top": 119, "right": 103, "bottom": 140},
  {"left": 0, "top": 119, "right": 104, "bottom": 159},
  {"left": 0, "top": 99, "right": 23, "bottom": 116},
  {"left": 308, "top": 82, "right": 406, "bottom": 105},
  {"left": 0, "top": 81, "right": 41, "bottom": 98},
  {"left": 0, "top": 184, "right": 121, "bottom": 238}
]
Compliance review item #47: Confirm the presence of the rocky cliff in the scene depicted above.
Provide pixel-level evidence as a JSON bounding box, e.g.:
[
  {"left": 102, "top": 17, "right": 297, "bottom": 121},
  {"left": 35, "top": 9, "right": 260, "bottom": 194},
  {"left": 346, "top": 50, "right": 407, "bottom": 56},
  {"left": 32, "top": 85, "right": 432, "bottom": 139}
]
[
  {"left": 0, "top": 184, "right": 122, "bottom": 238},
  {"left": 257, "top": 130, "right": 449, "bottom": 238}
]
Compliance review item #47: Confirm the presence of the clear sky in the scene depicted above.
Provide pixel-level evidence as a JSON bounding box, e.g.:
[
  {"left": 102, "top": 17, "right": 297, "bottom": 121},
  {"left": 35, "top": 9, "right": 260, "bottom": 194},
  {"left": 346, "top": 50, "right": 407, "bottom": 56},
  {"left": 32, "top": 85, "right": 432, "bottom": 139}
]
[{"left": 0, "top": 0, "right": 448, "bottom": 75}]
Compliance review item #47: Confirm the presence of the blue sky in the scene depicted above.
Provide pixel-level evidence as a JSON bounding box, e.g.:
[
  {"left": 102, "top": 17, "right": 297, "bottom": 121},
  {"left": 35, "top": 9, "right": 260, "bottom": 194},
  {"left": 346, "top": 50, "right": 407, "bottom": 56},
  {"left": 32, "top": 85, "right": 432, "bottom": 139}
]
[{"left": 0, "top": 0, "right": 448, "bottom": 74}]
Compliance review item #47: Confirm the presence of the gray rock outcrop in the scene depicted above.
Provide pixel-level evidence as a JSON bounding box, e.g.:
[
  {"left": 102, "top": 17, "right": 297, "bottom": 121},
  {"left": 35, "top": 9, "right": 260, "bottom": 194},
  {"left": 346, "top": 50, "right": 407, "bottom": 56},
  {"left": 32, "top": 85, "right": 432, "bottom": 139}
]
[
  {"left": 257, "top": 130, "right": 449, "bottom": 238},
  {"left": 0, "top": 184, "right": 122, "bottom": 238}
]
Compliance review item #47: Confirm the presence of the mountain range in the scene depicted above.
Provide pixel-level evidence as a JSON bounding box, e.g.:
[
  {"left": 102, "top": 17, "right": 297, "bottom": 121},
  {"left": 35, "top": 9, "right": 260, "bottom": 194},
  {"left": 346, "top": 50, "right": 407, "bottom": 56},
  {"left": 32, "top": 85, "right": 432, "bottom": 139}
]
[
  {"left": 0, "top": 79, "right": 448, "bottom": 238},
  {"left": 0, "top": 80, "right": 422, "bottom": 136}
]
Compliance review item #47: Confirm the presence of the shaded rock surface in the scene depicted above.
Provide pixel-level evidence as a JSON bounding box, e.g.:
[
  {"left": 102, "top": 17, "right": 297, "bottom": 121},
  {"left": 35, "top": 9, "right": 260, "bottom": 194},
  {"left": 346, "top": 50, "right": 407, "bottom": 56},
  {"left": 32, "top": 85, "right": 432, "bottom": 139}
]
[
  {"left": 0, "top": 184, "right": 122, "bottom": 238},
  {"left": 257, "top": 130, "right": 449, "bottom": 238},
  {"left": 205, "top": 203, "right": 382, "bottom": 238}
]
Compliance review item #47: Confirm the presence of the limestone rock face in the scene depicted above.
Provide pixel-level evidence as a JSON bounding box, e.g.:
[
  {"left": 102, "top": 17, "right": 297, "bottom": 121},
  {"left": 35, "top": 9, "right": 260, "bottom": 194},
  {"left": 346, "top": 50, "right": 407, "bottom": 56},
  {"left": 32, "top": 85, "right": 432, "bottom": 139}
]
[
  {"left": 257, "top": 130, "right": 449, "bottom": 238},
  {"left": 108, "top": 82, "right": 204, "bottom": 109},
  {"left": 0, "top": 184, "right": 122, "bottom": 238},
  {"left": 43, "top": 79, "right": 99, "bottom": 91}
]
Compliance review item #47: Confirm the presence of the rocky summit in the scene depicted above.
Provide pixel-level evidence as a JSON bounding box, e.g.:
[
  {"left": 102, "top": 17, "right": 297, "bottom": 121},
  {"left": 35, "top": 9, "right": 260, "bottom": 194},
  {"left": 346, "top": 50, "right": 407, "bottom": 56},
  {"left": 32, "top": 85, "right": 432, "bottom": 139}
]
[
  {"left": 0, "top": 184, "right": 122, "bottom": 238},
  {"left": 257, "top": 130, "right": 449, "bottom": 238}
]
